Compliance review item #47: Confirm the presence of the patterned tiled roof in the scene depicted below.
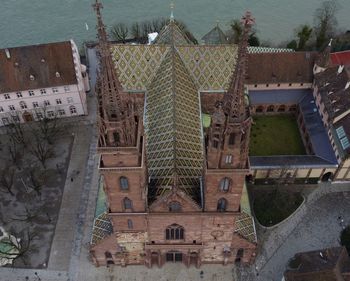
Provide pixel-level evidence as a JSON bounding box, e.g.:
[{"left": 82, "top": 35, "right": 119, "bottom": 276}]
[
  {"left": 145, "top": 47, "right": 204, "bottom": 204},
  {"left": 247, "top": 46, "right": 295, "bottom": 54},
  {"left": 234, "top": 212, "right": 257, "bottom": 243},
  {"left": 90, "top": 212, "right": 113, "bottom": 246},
  {"left": 201, "top": 26, "right": 228, "bottom": 45},
  {"left": 153, "top": 21, "right": 193, "bottom": 45},
  {"left": 111, "top": 44, "right": 238, "bottom": 91}
]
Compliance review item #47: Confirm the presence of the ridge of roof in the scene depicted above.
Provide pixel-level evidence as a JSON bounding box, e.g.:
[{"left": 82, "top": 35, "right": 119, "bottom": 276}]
[
  {"left": 145, "top": 47, "right": 203, "bottom": 204},
  {"left": 201, "top": 25, "right": 228, "bottom": 45},
  {"left": 153, "top": 21, "right": 194, "bottom": 45}
]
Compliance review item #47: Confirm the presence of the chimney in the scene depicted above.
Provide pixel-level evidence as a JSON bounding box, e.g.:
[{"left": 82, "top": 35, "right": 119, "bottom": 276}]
[{"left": 5, "top": 49, "right": 10, "bottom": 59}]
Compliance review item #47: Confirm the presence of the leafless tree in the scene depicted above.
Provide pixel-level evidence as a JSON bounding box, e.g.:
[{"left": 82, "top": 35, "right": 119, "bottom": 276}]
[
  {"left": 32, "top": 107, "right": 63, "bottom": 145},
  {"left": 151, "top": 17, "right": 167, "bottom": 33},
  {"left": 26, "top": 167, "right": 45, "bottom": 198},
  {"left": 5, "top": 113, "right": 27, "bottom": 146},
  {"left": 7, "top": 138, "right": 23, "bottom": 168},
  {"left": 141, "top": 20, "right": 153, "bottom": 38},
  {"left": 0, "top": 228, "right": 39, "bottom": 266},
  {"left": 28, "top": 136, "right": 54, "bottom": 169},
  {"left": 314, "top": 0, "right": 339, "bottom": 49},
  {"left": 0, "top": 165, "right": 16, "bottom": 196},
  {"left": 131, "top": 22, "right": 142, "bottom": 40},
  {"left": 12, "top": 205, "right": 41, "bottom": 226},
  {"left": 110, "top": 23, "right": 129, "bottom": 42}
]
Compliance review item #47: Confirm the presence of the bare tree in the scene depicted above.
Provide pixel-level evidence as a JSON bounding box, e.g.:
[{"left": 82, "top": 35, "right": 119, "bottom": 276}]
[
  {"left": 6, "top": 114, "right": 27, "bottom": 146},
  {"left": 28, "top": 136, "right": 54, "bottom": 169},
  {"left": 314, "top": 0, "right": 339, "bottom": 49},
  {"left": 32, "top": 107, "right": 63, "bottom": 145},
  {"left": 131, "top": 22, "right": 142, "bottom": 41},
  {"left": 27, "top": 167, "right": 45, "bottom": 198},
  {"left": 7, "top": 138, "right": 23, "bottom": 168},
  {"left": 12, "top": 205, "right": 41, "bottom": 226},
  {"left": 296, "top": 24, "right": 313, "bottom": 50},
  {"left": 110, "top": 23, "right": 129, "bottom": 43},
  {"left": 141, "top": 20, "right": 153, "bottom": 38},
  {"left": 0, "top": 228, "right": 39, "bottom": 266},
  {"left": 0, "top": 165, "right": 16, "bottom": 196},
  {"left": 151, "top": 17, "right": 167, "bottom": 33}
]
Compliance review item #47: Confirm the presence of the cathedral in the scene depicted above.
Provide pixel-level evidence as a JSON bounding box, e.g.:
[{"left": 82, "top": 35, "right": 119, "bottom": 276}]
[{"left": 89, "top": 0, "right": 257, "bottom": 267}]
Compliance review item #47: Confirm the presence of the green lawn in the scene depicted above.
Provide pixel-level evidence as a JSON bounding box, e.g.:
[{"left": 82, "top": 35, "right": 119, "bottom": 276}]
[
  {"left": 250, "top": 114, "right": 306, "bottom": 156},
  {"left": 254, "top": 190, "right": 303, "bottom": 227}
]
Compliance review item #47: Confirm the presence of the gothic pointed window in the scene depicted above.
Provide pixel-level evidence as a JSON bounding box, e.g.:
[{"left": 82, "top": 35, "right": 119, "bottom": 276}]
[
  {"left": 165, "top": 224, "right": 184, "bottom": 240},
  {"left": 123, "top": 197, "right": 132, "bottom": 210},
  {"left": 217, "top": 198, "right": 227, "bottom": 212},
  {"left": 229, "top": 133, "right": 235, "bottom": 145},
  {"left": 119, "top": 176, "right": 129, "bottom": 190},
  {"left": 219, "top": 178, "right": 231, "bottom": 192},
  {"left": 127, "top": 219, "right": 133, "bottom": 229},
  {"left": 113, "top": 132, "right": 120, "bottom": 144},
  {"left": 169, "top": 201, "right": 182, "bottom": 212}
]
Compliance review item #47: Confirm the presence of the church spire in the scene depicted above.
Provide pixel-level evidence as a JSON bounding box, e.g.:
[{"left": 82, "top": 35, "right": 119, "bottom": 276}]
[
  {"left": 223, "top": 11, "right": 254, "bottom": 123},
  {"left": 93, "top": 0, "right": 136, "bottom": 147},
  {"left": 93, "top": 0, "right": 125, "bottom": 121}
]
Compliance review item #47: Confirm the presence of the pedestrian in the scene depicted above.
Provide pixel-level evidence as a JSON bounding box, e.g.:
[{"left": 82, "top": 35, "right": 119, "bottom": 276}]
[{"left": 71, "top": 177, "right": 73, "bottom": 182}]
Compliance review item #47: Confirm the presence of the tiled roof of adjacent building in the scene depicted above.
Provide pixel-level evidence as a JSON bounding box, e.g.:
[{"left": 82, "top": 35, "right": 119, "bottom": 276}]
[
  {"left": 201, "top": 26, "right": 228, "bottom": 45},
  {"left": 246, "top": 52, "right": 317, "bottom": 84},
  {"left": 0, "top": 41, "right": 77, "bottom": 93},
  {"left": 331, "top": 50, "right": 350, "bottom": 66},
  {"left": 314, "top": 65, "right": 350, "bottom": 121},
  {"left": 247, "top": 46, "right": 294, "bottom": 54}
]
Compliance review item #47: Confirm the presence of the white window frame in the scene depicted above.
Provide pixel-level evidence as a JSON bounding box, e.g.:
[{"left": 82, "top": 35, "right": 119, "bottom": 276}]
[
  {"left": 20, "top": 101, "right": 27, "bottom": 109},
  {"left": 69, "top": 106, "right": 77, "bottom": 114}
]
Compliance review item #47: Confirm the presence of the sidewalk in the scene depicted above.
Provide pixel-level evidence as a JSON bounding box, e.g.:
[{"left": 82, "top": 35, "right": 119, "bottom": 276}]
[{"left": 47, "top": 124, "right": 93, "bottom": 271}]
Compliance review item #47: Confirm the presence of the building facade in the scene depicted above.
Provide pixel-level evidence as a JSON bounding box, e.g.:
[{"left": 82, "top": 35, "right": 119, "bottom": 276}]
[
  {"left": 0, "top": 40, "right": 89, "bottom": 126},
  {"left": 90, "top": 1, "right": 257, "bottom": 268}
]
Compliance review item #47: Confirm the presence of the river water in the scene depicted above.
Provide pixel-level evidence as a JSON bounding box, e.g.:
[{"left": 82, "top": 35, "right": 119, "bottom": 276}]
[{"left": 1, "top": 0, "right": 349, "bottom": 49}]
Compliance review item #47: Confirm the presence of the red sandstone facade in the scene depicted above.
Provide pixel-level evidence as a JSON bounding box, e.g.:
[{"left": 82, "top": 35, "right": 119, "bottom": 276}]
[{"left": 90, "top": 1, "right": 257, "bottom": 268}]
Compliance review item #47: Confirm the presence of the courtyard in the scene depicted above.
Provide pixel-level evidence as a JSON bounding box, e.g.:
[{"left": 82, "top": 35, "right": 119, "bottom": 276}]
[
  {"left": 0, "top": 121, "right": 73, "bottom": 268},
  {"left": 249, "top": 114, "right": 306, "bottom": 156}
]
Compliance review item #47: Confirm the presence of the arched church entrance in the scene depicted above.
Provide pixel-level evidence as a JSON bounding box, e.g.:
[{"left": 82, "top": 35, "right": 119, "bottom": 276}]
[{"left": 321, "top": 172, "right": 333, "bottom": 182}]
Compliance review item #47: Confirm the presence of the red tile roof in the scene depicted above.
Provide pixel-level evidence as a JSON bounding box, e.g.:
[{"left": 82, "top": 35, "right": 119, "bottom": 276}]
[
  {"left": 0, "top": 41, "right": 77, "bottom": 93},
  {"left": 331, "top": 51, "right": 350, "bottom": 66}
]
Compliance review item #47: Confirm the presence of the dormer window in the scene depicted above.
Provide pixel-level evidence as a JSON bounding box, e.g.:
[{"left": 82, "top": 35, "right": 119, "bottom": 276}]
[{"left": 29, "top": 75, "right": 35, "bottom": 81}]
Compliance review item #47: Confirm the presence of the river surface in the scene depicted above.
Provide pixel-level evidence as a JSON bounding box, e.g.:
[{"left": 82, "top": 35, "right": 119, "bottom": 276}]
[{"left": 1, "top": 0, "right": 349, "bottom": 49}]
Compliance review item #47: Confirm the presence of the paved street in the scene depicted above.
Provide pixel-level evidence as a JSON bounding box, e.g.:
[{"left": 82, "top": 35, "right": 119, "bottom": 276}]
[{"left": 237, "top": 184, "right": 350, "bottom": 281}]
